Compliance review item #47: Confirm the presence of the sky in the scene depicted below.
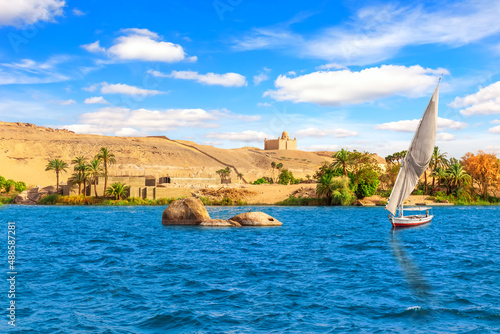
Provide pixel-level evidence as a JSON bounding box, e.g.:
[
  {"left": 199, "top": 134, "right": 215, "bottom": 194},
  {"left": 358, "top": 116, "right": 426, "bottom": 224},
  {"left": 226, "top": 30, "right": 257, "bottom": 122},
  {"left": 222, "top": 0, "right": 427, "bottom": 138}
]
[{"left": 1, "top": 0, "right": 500, "bottom": 158}]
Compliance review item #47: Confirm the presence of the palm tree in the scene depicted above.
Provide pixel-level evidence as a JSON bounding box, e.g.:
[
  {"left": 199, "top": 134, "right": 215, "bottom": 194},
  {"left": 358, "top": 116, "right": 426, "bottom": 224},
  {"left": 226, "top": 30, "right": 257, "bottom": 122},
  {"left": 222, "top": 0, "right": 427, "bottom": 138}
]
[
  {"left": 316, "top": 173, "right": 334, "bottom": 205},
  {"left": 237, "top": 173, "right": 244, "bottom": 184},
  {"left": 271, "top": 162, "right": 276, "bottom": 181},
  {"left": 96, "top": 147, "right": 116, "bottom": 195},
  {"left": 71, "top": 156, "right": 87, "bottom": 195},
  {"left": 446, "top": 163, "right": 471, "bottom": 195},
  {"left": 430, "top": 146, "right": 449, "bottom": 193},
  {"left": 45, "top": 159, "right": 69, "bottom": 192},
  {"left": 332, "top": 148, "right": 354, "bottom": 177},
  {"left": 105, "top": 182, "right": 129, "bottom": 200},
  {"left": 276, "top": 163, "right": 283, "bottom": 183},
  {"left": 87, "top": 158, "right": 104, "bottom": 197}
]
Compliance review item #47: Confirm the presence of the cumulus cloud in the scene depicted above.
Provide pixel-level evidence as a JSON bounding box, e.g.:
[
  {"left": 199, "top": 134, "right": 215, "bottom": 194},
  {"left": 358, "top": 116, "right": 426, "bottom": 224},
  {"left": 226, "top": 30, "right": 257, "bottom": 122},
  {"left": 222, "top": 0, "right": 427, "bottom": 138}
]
[
  {"left": 295, "top": 127, "right": 358, "bottom": 138},
  {"left": 375, "top": 117, "right": 468, "bottom": 132},
  {"left": 437, "top": 132, "right": 456, "bottom": 141},
  {"left": 0, "top": 0, "right": 65, "bottom": 27},
  {"left": 84, "top": 96, "right": 109, "bottom": 104},
  {"left": 205, "top": 130, "right": 271, "bottom": 142},
  {"left": 63, "top": 106, "right": 217, "bottom": 135},
  {"left": 233, "top": 1, "right": 500, "bottom": 65},
  {"left": 264, "top": 65, "right": 446, "bottom": 105},
  {"left": 449, "top": 81, "right": 500, "bottom": 116},
  {"left": 100, "top": 82, "right": 163, "bottom": 96},
  {"left": 489, "top": 125, "right": 500, "bottom": 134},
  {"left": 82, "top": 28, "right": 196, "bottom": 63},
  {"left": 148, "top": 69, "right": 246, "bottom": 87}
]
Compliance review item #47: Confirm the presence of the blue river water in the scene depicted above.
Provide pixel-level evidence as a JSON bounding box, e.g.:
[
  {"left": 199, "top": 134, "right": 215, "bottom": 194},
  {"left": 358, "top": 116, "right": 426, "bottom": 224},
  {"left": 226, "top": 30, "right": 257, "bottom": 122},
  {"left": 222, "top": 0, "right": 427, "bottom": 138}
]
[{"left": 0, "top": 205, "right": 499, "bottom": 333}]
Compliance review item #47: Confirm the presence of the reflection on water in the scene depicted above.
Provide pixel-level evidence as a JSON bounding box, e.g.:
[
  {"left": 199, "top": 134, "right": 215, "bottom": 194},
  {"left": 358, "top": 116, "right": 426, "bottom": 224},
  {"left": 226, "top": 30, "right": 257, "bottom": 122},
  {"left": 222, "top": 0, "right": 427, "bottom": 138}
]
[{"left": 390, "top": 227, "right": 432, "bottom": 299}]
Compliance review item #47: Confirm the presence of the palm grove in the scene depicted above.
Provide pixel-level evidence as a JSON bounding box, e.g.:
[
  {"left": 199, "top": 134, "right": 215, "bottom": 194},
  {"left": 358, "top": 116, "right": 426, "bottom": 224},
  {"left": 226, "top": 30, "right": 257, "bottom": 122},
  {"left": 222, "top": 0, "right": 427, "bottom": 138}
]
[
  {"left": 45, "top": 147, "right": 129, "bottom": 200},
  {"left": 313, "top": 147, "right": 500, "bottom": 205}
]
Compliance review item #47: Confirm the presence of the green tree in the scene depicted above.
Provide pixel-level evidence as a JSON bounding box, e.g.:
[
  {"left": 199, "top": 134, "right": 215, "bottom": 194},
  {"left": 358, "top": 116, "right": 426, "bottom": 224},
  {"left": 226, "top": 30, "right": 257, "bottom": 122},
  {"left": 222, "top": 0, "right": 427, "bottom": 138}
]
[
  {"left": 216, "top": 167, "right": 231, "bottom": 183},
  {"left": 105, "top": 182, "right": 129, "bottom": 200},
  {"left": 237, "top": 173, "right": 244, "bottom": 184},
  {"left": 87, "top": 158, "right": 104, "bottom": 197},
  {"left": 96, "top": 147, "right": 116, "bottom": 196},
  {"left": 446, "top": 163, "right": 471, "bottom": 195},
  {"left": 278, "top": 169, "right": 295, "bottom": 185},
  {"left": 332, "top": 148, "right": 355, "bottom": 177},
  {"left": 430, "top": 146, "right": 449, "bottom": 193},
  {"left": 271, "top": 161, "right": 276, "bottom": 181},
  {"left": 71, "top": 156, "right": 88, "bottom": 195},
  {"left": 316, "top": 174, "right": 354, "bottom": 206},
  {"left": 352, "top": 169, "right": 380, "bottom": 198},
  {"left": 45, "top": 159, "right": 69, "bottom": 192},
  {"left": 316, "top": 173, "right": 335, "bottom": 205}
]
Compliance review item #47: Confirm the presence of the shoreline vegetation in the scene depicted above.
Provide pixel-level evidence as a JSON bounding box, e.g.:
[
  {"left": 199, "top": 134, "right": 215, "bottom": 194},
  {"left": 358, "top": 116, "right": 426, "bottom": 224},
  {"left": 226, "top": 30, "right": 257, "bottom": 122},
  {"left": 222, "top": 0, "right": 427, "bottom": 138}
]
[{"left": 2, "top": 146, "right": 500, "bottom": 207}]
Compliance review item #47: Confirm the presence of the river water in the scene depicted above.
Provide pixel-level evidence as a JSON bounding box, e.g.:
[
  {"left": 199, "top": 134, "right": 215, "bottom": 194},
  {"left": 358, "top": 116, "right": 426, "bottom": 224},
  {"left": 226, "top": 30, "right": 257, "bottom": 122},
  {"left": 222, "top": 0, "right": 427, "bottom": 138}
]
[{"left": 0, "top": 205, "right": 499, "bottom": 333}]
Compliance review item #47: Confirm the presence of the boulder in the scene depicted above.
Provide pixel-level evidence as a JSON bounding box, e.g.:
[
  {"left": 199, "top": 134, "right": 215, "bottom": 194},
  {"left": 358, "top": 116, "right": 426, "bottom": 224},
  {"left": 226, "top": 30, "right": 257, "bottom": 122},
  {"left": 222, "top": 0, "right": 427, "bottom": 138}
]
[
  {"left": 229, "top": 212, "right": 282, "bottom": 226},
  {"left": 200, "top": 219, "right": 241, "bottom": 227},
  {"left": 14, "top": 191, "right": 29, "bottom": 204},
  {"left": 162, "top": 197, "right": 210, "bottom": 225}
]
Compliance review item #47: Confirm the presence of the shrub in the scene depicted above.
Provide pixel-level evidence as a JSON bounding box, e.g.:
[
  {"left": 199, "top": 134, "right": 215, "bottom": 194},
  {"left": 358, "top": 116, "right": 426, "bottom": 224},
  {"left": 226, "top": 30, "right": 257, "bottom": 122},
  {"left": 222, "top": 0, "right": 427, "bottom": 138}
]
[
  {"left": 351, "top": 169, "right": 380, "bottom": 199},
  {"left": 39, "top": 194, "right": 60, "bottom": 205},
  {"left": 253, "top": 177, "right": 269, "bottom": 185},
  {"left": 277, "top": 196, "right": 321, "bottom": 206},
  {"left": 278, "top": 169, "right": 296, "bottom": 185}
]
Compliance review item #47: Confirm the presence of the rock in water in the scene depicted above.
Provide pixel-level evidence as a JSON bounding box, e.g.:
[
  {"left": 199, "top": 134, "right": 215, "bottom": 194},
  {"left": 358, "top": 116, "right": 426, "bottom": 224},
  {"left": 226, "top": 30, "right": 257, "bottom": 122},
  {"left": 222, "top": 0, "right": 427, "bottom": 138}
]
[
  {"left": 200, "top": 219, "right": 242, "bottom": 227},
  {"left": 229, "top": 212, "right": 282, "bottom": 226},
  {"left": 162, "top": 197, "right": 210, "bottom": 225}
]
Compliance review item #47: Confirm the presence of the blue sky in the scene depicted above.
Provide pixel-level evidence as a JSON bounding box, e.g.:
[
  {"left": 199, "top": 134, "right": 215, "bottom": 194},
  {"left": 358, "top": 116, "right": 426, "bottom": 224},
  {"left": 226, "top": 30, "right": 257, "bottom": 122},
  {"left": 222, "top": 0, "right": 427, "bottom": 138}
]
[{"left": 1, "top": 0, "right": 500, "bottom": 158}]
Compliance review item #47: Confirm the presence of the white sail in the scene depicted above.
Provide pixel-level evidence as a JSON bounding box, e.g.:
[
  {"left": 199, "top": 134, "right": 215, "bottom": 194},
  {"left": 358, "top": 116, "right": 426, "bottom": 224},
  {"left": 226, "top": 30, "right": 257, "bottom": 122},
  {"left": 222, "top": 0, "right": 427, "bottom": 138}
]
[{"left": 386, "top": 84, "right": 439, "bottom": 216}]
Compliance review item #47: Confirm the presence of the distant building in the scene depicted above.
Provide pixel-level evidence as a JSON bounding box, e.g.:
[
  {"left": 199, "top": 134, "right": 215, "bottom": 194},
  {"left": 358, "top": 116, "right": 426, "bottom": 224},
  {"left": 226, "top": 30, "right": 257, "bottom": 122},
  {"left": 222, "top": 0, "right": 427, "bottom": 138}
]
[{"left": 264, "top": 131, "right": 297, "bottom": 150}]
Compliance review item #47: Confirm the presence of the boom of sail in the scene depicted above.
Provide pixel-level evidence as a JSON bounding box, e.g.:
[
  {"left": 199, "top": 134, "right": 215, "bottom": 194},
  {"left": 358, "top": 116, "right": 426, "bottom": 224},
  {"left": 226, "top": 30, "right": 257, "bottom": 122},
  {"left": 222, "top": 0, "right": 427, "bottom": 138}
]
[{"left": 386, "top": 84, "right": 439, "bottom": 216}]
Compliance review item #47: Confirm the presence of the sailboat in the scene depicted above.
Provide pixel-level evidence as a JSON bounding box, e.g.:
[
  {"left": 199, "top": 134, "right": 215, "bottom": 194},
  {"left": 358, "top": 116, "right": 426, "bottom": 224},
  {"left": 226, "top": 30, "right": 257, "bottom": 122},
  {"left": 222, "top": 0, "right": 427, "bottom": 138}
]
[{"left": 386, "top": 81, "right": 440, "bottom": 227}]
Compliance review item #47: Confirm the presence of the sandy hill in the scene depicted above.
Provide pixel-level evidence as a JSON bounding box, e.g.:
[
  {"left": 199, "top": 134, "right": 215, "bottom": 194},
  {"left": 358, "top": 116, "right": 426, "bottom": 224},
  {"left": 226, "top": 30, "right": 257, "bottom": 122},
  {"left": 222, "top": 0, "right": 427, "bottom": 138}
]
[{"left": 0, "top": 121, "right": 328, "bottom": 187}]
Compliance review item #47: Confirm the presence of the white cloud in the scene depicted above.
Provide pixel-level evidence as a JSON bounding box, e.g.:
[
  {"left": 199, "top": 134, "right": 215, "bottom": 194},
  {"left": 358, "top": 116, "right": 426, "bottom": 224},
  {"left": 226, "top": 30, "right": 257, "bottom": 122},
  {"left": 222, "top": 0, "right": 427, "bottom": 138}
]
[
  {"left": 489, "top": 125, "right": 500, "bottom": 134},
  {"left": 316, "top": 63, "right": 346, "bottom": 70},
  {"left": 82, "top": 84, "right": 99, "bottom": 92},
  {"left": 72, "top": 8, "right": 85, "bottom": 16},
  {"left": 210, "top": 108, "right": 260, "bottom": 121},
  {"left": 233, "top": 1, "right": 500, "bottom": 65},
  {"left": 375, "top": 117, "right": 468, "bottom": 132},
  {"left": 82, "top": 28, "right": 196, "bottom": 63},
  {"left": 100, "top": 82, "right": 163, "bottom": 96},
  {"left": 491, "top": 120, "right": 500, "bottom": 124},
  {"left": 437, "top": 132, "right": 456, "bottom": 141},
  {"left": 148, "top": 70, "right": 246, "bottom": 87},
  {"left": 253, "top": 68, "right": 271, "bottom": 86},
  {"left": 257, "top": 102, "right": 272, "bottom": 107},
  {"left": 449, "top": 81, "right": 500, "bottom": 116},
  {"left": 63, "top": 106, "right": 218, "bottom": 135},
  {"left": 0, "top": 0, "right": 65, "bottom": 27},
  {"left": 264, "top": 65, "right": 446, "bottom": 105},
  {"left": 81, "top": 41, "right": 105, "bottom": 53},
  {"left": 295, "top": 127, "right": 358, "bottom": 138},
  {"left": 0, "top": 57, "right": 70, "bottom": 85},
  {"left": 205, "top": 130, "right": 271, "bottom": 142},
  {"left": 84, "top": 96, "right": 109, "bottom": 105},
  {"left": 47, "top": 99, "right": 75, "bottom": 106}
]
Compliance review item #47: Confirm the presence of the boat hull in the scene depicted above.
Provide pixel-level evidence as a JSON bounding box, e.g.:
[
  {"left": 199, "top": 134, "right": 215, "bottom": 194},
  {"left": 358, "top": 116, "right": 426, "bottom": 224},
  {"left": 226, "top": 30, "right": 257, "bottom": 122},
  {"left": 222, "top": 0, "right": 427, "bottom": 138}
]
[{"left": 390, "top": 215, "right": 433, "bottom": 227}]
